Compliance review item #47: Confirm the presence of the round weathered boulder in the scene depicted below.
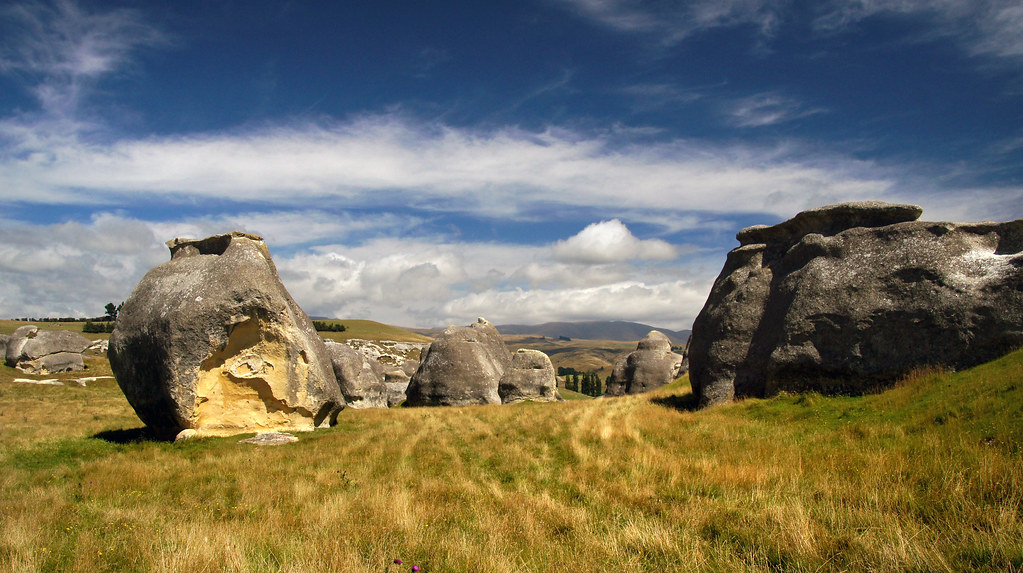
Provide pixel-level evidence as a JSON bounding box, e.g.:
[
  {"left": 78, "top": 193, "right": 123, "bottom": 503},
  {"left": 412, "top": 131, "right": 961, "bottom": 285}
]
[
  {"left": 690, "top": 202, "right": 1023, "bottom": 407},
  {"left": 5, "top": 325, "right": 91, "bottom": 374},
  {"left": 605, "top": 331, "right": 684, "bottom": 396},
  {"left": 404, "top": 318, "right": 510, "bottom": 407},
  {"left": 108, "top": 232, "right": 344, "bottom": 438},
  {"left": 499, "top": 348, "right": 560, "bottom": 404},
  {"left": 325, "top": 340, "right": 388, "bottom": 409}
]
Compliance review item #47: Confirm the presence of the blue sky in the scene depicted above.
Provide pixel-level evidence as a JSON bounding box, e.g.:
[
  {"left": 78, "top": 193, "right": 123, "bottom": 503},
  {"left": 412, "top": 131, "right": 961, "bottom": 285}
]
[{"left": 1, "top": 0, "right": 1022, "bottom": 329}]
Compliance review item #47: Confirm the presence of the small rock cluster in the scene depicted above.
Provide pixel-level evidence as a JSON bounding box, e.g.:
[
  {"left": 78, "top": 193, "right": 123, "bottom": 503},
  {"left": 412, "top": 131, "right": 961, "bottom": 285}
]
[{"left": 404, "top": 318, "right": 561, "bottom": 407}]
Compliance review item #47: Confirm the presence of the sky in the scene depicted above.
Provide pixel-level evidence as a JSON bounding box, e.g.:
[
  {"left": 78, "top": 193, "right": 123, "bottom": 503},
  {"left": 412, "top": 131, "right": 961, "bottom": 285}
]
[{"left": 1, "top": 0, "right": 1022, "bottom": 330}]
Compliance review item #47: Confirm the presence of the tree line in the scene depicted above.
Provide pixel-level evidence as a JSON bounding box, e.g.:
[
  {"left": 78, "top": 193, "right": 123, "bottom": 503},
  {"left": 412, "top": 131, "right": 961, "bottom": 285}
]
[{"left": 562, "top": 370, "right": 604, "bottom": 398}]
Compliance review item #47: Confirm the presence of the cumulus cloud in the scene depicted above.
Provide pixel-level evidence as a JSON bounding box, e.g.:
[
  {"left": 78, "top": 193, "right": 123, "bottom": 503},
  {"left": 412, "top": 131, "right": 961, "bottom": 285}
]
[
  {"left": 552, "top": 219, "right": 677, "bottom": 263},
  {"left": 440, "top": 280, "right": 710, "bottom": 330},
  {"left": 0, "top": 213, "right": 167, "bottom": 318}
]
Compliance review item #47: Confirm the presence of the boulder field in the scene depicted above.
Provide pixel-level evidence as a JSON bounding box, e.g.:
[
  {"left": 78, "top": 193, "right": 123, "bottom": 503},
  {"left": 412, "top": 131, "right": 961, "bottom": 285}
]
[{"left": 688, "top": 201, "right": 1023, "bottom": 407}]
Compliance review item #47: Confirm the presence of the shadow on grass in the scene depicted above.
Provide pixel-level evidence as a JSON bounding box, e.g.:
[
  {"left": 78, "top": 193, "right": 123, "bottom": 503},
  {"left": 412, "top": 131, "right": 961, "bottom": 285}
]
[
  {"left": 92, "top": 427, "right": 172, "bottom": 444},
  {"left": 650, "top": 392, "right": 700, "bottom": 412}
]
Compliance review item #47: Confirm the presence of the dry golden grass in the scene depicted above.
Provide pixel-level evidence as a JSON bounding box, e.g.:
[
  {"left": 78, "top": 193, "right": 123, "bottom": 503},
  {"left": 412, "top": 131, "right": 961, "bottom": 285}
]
[{"left": 1, "top": 349, "right": 1021, "bottom": 572}]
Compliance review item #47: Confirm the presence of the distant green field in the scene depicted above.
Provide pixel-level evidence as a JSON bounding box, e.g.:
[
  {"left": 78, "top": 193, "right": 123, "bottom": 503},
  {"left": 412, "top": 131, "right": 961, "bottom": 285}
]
[
  {"left": 312, "top": 319, "right": 433, "bottom": 343},
  {"left": 2, "top": 342, "right": 1020, "bottom": 571},
  {"left": 0, "top": 319, "right": 111, "bottom": 341}
]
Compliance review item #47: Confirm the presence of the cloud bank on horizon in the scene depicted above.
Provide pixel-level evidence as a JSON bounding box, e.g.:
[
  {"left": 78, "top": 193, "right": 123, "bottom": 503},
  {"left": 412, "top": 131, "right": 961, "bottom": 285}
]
[{"left": 1, "top": 0, "right": 1021, "bottom": 330}]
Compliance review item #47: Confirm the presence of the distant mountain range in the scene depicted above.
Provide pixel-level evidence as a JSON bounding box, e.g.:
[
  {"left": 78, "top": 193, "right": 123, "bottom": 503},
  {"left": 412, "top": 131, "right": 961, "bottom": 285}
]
[{"left": 496, "top": 321, "right": 691, "bottom": 345}]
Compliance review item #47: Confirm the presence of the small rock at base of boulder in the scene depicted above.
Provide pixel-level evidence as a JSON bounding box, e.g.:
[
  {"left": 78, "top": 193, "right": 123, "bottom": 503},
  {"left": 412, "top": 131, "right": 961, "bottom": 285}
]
[
  {"left": 404, "top": 318, "right": 510, "bottom": 407},
  {"left": 499, "top": 348, "right": 559, "bottom": 404},
  {"left": 605, "top": 331, "right": 685, "bottom": 397},
  {"left": 237, "top": 432, "right": 298, "bottom": 446}
]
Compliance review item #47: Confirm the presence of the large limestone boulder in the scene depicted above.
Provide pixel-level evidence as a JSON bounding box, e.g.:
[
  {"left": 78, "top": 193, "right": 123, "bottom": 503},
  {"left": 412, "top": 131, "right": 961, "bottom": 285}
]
[
  {"left": 499, "top": 348, "right": 560, "bottom": 404},
  {"left": 108, "top": 232, "right": 344, "bottom": 438},
  {"left": 404, "top": 318, "right": 511, "bottom": 407},
  {"left": 5, "top": 325, "right": 91, "bottom": 374},
  {"left": 604, "top": 331, "right": 684, "bottom": 396},
  {"left": 0, "top": 334, "right": 8, "bottom": 364},
  {"left": 325, "top": 340, "right": 388, "bottom": 409},
  {"left": 689, "top": 201, "right": 1023, "bottom": 407}
]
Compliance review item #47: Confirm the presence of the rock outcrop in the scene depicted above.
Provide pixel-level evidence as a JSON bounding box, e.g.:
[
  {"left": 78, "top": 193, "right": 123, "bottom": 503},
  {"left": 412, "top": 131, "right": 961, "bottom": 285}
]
[
  {"left": 404, "top": 318, "right": 511, "bottom": 407},
  {"left": 689, "top": 201, "right": 1023, "bottom": 407},
  {"left": 325, "top": 340, "right": 389, "bottom": 409},
  {"left": 604, "top": 331, "right": 684, "bottom": 396},
  {"left": 108, "top": 232, "right": 344, "bottom": 438},
  {"left": 5, "top": 325, "right": 91, "bottom": 374},
  {"left": 499, "top": 348, "right": 560, "bottom": 404}
]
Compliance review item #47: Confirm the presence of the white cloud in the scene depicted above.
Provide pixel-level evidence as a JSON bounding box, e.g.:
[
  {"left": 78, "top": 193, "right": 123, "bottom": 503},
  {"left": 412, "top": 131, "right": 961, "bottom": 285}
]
[
  {"left": 0, "top": 0, "right": 166, "bottom": 118},
  {"left": 550, "top": 0, "right": 783, "bottom": 44},
  {"left": 723, "top": 92, "right": 826, "bottom": 128},
  {"left": 812, "top": 0, "right": 1023, "bottom": 64},
  {"left": 552, "top": 219, "right": 677, "bottom": 263},
  {"left": 0, "top": 114, "right": 899, "bottom": 220},
  {"left": 0, "top": 214, "right": 167, "bottom": 318},
  {"left": 440, "top": 280, "right": 710, "bottom": 331}
]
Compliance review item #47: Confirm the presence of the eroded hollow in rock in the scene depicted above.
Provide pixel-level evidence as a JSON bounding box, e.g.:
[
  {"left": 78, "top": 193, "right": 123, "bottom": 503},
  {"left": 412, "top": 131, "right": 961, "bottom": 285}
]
[{"left": 192, "top": 317, "right": 313, "bottom": 435}]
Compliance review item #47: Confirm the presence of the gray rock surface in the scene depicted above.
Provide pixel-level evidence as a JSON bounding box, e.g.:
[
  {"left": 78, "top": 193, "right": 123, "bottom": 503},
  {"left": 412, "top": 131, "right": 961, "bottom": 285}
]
[
  {"left": 0, "top": 334, "right": 8, "bottom": 362},
  {"left": 404, "top": 318, "right": 510, "bottom": 407},
  {"left": 237, "top": 431, "right": 299, "bottom": 446},
  {"left": 325, "top": 340, "right": 389, "bottom": 409},
  {"left": 5, "top": 325, "right": 90, "bottom": 374},
  {"left": 604, "top": 331, "right": 684, "bottom": 396},
  {"left": 689, "top": 201, "right": 1023, "bottom": 407},
  {"left": 499, "top": 348, "right": 560, "bottom": 404},
  {"left": 108, "top": 232, "right": 344, "bottom": 438},
  {"left": 383, "top": 370, "right": 411, "bottom": 407}
]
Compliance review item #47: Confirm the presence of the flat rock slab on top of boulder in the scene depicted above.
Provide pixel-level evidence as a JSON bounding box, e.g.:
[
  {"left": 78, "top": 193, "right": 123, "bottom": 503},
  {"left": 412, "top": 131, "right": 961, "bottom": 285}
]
[
  {"left": 605, "top": 331, "right": 684, "bottom": 396},
  {"left": 404, "top": 318, "right": 511, "bottom": 407},
  {"left": 499, "top": 348, "right": 560, "bottom": 404},
  {"left": 108, "top": 232, "right": 344, "bottom": 438},
  {"left": 688, "top": 201, "right": 1023, "bottom": 407},
  {"left": 5, "top": 325, "right": 91, "bottom": 374}
]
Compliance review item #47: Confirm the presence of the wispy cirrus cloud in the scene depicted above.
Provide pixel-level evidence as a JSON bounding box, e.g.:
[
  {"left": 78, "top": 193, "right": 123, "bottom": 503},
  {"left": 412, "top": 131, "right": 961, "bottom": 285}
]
[
  {"left": 0, "top": 113, "right": 899, "bottom": 221},
  {"left": 812, "top": 0, "right": 1023, "bottom": 64},
  {"left": 549, "top": 0, "right": 784, "bottom": 44},
  {"left": 723, "top": 91, "right": 826, "bottom": 128},
  {"left": 0, "top": 0, "right": 166, "bottom": 118}
]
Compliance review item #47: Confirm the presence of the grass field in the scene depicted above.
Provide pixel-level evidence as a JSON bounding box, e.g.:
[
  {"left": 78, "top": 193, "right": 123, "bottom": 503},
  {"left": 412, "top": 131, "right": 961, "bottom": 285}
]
[
  {"left": 1, "top": 344, "right": 1021, "bottom": 571},
  {"left": 313, "top": 319, "right": 433, "bottom": 344}
]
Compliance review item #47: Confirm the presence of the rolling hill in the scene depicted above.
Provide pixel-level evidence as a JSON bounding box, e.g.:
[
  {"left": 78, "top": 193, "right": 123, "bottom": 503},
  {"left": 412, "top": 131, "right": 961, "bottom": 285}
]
[{"left": 496, "top": 320, "right": 691, "bottom": 344}]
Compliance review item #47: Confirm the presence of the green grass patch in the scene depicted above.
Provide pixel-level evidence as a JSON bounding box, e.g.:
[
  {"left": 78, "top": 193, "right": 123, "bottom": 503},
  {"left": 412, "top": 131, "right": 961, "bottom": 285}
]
[{"left": 312, "top": 319, "right": 432, "bottom": 343}]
